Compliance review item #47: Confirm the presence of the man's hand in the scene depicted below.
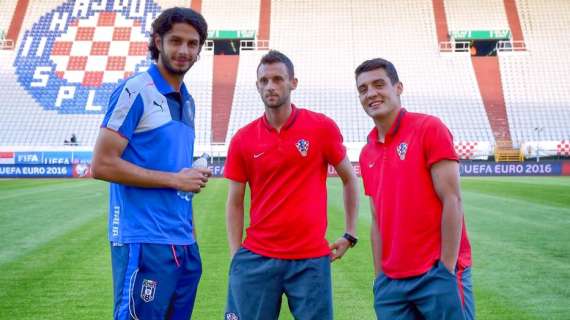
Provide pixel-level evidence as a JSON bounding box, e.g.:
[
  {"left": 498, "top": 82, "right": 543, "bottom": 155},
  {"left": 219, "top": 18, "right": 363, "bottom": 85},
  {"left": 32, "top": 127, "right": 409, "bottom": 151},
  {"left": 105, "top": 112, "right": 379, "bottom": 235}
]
[
  {"left": 174, "top": 167, "right": 212, "bottom": 192},
  {"left": 329, "top": 237, "right": 351, "bottom": 262}
]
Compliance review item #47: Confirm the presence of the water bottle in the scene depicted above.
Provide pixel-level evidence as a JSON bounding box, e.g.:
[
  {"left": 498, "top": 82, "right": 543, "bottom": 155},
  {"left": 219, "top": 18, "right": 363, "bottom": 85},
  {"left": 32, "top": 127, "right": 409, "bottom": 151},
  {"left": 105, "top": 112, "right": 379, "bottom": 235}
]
[
  {"left": 192, "top": 153, "right": 209, "bottom": 170},
  {"left": 177, "top": 153, "right": 210, "bottom": 201}
]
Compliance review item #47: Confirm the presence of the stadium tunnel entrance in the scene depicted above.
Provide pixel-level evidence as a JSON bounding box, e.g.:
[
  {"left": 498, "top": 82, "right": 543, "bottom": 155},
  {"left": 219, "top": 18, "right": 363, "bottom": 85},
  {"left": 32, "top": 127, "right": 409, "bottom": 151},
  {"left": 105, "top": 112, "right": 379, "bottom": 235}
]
[
  {"left": 206, "top": 30, "right": 257, "bottom": 55},
  {"left": 470, "top": 40, "right": 499, "bottom": 56},
  {"left": 450, "top": 29, "right": 511, "bottom": 56}
]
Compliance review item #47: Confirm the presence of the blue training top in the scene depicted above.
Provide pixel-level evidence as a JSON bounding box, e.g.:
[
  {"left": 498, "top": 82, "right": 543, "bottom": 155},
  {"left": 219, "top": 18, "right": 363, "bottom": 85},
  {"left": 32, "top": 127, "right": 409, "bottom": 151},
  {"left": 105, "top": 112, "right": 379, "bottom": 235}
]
[{"left": 101, "top": 63, "right": 197, "bottom": 245}]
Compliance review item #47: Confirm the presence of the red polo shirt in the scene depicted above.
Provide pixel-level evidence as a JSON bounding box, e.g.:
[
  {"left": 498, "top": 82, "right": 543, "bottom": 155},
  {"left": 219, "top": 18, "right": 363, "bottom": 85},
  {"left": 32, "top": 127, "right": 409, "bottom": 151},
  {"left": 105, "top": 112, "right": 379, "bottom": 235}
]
[
  {"left": 359, "top": 109, "right": 472, "bottom": 279},
  {"left": 224, "top": 105, "right": 346, "bottom": 259}
]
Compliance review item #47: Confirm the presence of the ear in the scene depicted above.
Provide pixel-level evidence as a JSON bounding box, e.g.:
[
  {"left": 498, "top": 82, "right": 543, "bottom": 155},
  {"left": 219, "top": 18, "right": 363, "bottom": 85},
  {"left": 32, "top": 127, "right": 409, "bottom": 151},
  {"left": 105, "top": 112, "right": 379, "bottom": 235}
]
[
  {"left": 255, "top": 80, "right": 262, "bottom": 93},
  {"left": 153, "top": 35, "right": 162, "bottom": 53},
  {"left": 396, "top": 81, "right": 403, "bottom": 96},
  {"left": 290, "top": 77, "right": 298, "bottom": 90}
]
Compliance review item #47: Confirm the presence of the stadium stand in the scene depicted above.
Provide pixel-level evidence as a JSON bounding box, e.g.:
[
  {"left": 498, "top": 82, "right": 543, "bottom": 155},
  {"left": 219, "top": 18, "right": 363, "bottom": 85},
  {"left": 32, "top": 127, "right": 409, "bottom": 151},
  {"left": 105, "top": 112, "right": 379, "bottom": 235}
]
[
  {"left": 0, "top": 0, "right": 568, "bottom": 161},
  {"left": 444, "top": 0, "right": 510, "bottom": 31},
  {"left": 268, "top": 0, "right": 368, "bottom": 144},
  {"left": 185, "top": 53, "right": 213, "bottom": 145},
  {"left": 0, "top": 1, "right": 18, "bottom": 37},
  {"left": 498, "top": 0, "right": 570, "bottom": 145},
  {"left": 0, "top": 0, "right": 212, "bottom": 147},
  {"left": 225, "top": 50, "right": 265, "bottom": 142},
  {"left": 201, "top": 0, "right": 260, "bottom": 31},
  {"left": 0, "top": 48, "right": 104, "bottom": 146},
  {"left": 267, "top": 0, "right": 493, "bottom": 144}
]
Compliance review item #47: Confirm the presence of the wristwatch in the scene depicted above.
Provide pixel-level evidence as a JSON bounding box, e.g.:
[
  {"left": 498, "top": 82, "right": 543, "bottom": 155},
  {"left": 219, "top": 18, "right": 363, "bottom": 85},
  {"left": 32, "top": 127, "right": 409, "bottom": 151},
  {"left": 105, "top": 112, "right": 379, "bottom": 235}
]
[{"left": 343, "top": 233, "right": 358, "bottom": 247}]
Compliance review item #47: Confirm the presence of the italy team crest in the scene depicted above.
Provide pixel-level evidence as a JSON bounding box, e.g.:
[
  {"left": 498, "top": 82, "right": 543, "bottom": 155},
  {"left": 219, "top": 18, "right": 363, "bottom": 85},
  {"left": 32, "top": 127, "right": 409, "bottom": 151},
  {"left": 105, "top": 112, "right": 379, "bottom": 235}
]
[
  {"left": 14, "top": 0, "right": 160, "bottom": 114},
  {"left": 225, "top": 312, "right": 239, "bottom": 320},
  {"left": 396, "top": 142, "right": 408, "bottom": 160},
  {"left": 141, "top": 279, "right": 157, "bottom": 303},
  {"left": 296, "top": 139, "right": 309, "bottom": 157}
]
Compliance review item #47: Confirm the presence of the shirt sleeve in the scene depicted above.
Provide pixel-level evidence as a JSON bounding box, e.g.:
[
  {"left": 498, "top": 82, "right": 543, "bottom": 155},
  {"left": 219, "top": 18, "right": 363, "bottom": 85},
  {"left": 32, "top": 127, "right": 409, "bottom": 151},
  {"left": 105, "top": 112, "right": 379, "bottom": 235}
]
[
  {"left": 224, "top": 132, "right": 248, "bottom": 183},
  {"left": 101, "top": 83, "right": 144, "bottom": 140},
  {"left": 423, "top": 116, "right": 459, "bottom": 168},
  {"left": 359, "top": 147, "right": 373, "bottom": 196},
  {"left": 321, "top": 117, "right": 347, "bottom": 166}
]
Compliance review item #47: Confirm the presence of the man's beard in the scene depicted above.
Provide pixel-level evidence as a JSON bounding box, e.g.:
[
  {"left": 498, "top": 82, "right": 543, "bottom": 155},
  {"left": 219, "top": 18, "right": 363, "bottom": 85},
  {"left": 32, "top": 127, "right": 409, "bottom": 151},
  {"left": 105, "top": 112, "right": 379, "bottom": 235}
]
[
  {"left": 160, "top": 52, "right": 195, "bottom": 76},
  {"left": 263, "top": 94, "right": 289, "bottom": 109}
]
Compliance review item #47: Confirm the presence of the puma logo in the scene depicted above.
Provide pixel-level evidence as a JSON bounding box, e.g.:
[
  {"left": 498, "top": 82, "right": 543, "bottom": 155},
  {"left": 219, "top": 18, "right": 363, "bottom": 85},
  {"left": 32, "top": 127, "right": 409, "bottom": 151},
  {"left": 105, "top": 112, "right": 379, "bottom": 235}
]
[
  {"left": 153, "top": 100, "right": 164, "bottom": 112},
  {"left": 125, "top": 87, "right": 136, "bottom": 99}
]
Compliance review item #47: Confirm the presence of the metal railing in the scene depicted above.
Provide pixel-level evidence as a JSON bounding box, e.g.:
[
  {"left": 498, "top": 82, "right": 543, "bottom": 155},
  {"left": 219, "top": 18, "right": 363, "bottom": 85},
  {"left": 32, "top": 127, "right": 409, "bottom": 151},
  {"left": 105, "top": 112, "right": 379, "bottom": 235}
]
[
  {"left": 202, "top": 39, "right": 270, "bottom": 52},
  {"left": 204, "top": 40, "right": 214, "bottom": 51},
  {"left": 439, "top": 41, "right": 470, "bottom": 53},
  {"left": 240, "top": 39, "right": 270, "bottom": 51},
  {"left": 497, "top": 40, "right": 526, "bottom": 52},
  {"left": 0, "top": 39, "right": 14, "bottom": 50}
]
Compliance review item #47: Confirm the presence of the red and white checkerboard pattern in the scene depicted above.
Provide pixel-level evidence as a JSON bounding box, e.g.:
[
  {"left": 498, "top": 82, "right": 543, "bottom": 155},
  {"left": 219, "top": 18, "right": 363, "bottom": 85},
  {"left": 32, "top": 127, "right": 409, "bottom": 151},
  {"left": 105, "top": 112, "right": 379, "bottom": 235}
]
[
  {"left": 557, "top": 140, "right": 570, "bottom": 156},
  {"left": 50, "top": 11, "right": 148, "bottom": 87},
  {"left": 454, "top": 141, "right": 478, "bottom": 160}
]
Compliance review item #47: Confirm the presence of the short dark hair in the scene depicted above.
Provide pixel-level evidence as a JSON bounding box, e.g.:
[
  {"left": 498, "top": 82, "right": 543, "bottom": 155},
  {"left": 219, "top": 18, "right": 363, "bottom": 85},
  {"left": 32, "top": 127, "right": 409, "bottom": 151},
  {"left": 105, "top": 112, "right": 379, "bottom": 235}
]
[
  {"left": 148, "top": 7, "right": 208, "bottom": 61},
  {"left": 257, "top": 50, "right": 295, "bottom": 79},
  {"left": 354, "top": 58, "right": 400, "bottom": 85}
]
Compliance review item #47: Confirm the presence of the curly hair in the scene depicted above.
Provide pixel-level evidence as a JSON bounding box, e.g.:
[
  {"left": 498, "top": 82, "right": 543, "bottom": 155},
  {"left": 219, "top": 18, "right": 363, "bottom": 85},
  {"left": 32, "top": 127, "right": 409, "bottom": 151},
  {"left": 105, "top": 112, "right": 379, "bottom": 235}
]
[{"left": 148, "top": 7, "right": 208, "bottom": 61}]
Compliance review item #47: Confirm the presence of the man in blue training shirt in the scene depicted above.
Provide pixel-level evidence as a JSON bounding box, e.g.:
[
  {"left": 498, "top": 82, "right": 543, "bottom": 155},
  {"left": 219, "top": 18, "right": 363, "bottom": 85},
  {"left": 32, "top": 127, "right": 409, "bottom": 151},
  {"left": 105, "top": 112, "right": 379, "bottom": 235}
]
[{"left": 91, "top": 7, "right": 210, "bottom": 320}]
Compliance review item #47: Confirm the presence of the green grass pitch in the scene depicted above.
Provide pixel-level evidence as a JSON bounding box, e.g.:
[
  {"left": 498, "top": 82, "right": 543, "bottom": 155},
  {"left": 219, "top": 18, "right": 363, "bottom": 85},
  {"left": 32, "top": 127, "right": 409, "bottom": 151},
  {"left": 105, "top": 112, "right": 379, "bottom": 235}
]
[{"left": 0, "top": 177, "right": 569, "bottom": 319}]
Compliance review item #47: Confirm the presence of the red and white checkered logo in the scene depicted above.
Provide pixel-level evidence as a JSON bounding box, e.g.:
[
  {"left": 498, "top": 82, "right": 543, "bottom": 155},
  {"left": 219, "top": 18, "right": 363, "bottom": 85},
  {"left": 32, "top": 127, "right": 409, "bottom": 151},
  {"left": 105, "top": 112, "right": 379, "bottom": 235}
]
[
  {"left": 50, "top": 11, "right": 148, "bottom": 87},
  {"left": 557, "top": 140, "right": 570, "bottom": 156},
  {"left": 14, "top": 0, "right": 161, "bottom": 113},
  {"left": 454, "top": 141, "right": 478, "bottom": 160}
]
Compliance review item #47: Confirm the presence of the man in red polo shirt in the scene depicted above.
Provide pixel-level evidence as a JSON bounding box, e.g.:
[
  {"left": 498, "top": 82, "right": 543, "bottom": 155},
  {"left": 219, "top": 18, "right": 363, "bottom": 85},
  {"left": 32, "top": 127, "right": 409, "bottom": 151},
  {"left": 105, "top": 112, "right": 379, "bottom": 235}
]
[
  {"left": 224, "top": 50, "right": 359, "bottom": 320},
  {"left": 355, "top": 58, "right": 475, "bottom": 320}
]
